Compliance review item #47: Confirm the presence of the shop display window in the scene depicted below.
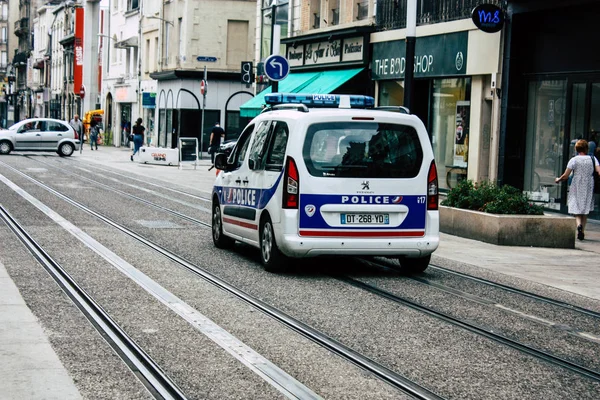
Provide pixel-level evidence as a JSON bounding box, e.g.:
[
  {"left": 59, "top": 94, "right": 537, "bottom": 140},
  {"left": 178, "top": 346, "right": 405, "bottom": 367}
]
[
  {"left": 524, "top": 80, "right": 567, "bottom": 210},
  {"left": 430, "top": 78, "right": 471, "bottom": 191}
]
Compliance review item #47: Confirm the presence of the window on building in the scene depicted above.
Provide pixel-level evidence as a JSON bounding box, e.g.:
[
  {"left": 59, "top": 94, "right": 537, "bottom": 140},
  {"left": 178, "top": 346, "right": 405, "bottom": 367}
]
[
  {"left": 310, "top": 0, "right": 321, "bottom": 29},
  {"left": 524, "top": 80, "right": 566, "bottom": 210},
  {"left": 164, "top": 24, "right": 170, "bottom": 66},
  {"left": 356, "top": 0, "right": 369, "bottom": 20},
  {"left": 145, "top": 39, "right": 150, "bottom": 72},
  {"left": 111, "top": 35, "right": 117, "bottom": 63},
  {"left": 154, "top": 37, "right": 159, "bottom": 71},
  {"left": 127, "top": 0, "right": 139, "bottom": 11},
  {"left": 430, "top": 78, "right": 471, "bottom": 191},
  {"left": 329, "top": 0, "right": 339, "bottom": 26},
  {"left": 260, "top": 0, "right": 288, "bottom": 60},
  {"left": 1, "top": 51, "right": 6, "bottom": 67}
]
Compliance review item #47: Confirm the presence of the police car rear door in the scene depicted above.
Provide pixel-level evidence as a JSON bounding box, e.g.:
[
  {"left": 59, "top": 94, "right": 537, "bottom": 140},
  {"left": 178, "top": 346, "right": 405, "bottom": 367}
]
[{"left": 299, "top": 114, "right": 430, "bottom": 237}]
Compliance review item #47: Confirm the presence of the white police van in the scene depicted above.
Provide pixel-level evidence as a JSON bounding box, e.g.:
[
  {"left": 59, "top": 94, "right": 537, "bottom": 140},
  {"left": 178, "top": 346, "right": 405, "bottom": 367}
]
[{"left": 212, "top": 94, "right": 439, "bottom": 273}]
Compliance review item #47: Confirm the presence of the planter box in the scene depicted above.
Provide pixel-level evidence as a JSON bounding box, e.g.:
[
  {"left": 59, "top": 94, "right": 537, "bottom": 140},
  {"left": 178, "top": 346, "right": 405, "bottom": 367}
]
[{"left": 440, "top": 206, "right": 575, "bottom": 248}]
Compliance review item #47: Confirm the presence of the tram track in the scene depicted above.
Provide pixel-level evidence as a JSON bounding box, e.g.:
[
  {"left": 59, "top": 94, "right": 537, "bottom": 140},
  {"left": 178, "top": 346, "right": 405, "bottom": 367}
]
[
  {"left": 45, "top": 157, "right": 600, "bottom": 320},
  {"left": 0, "top": 205, "right": 188, "bottom": 400},
  {"left": 5, "top": 157, "right": 600, "bottom": 387},
  {"left": 333, "top": 273, "right": 600, "bottom": 383},
  {"left": 0, "top": 159, "right": 443, "bottom": 400}
]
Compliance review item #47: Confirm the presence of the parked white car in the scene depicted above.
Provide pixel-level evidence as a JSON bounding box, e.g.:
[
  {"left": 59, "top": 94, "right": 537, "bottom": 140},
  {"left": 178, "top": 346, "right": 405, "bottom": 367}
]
[{"left": 0, "top": 118, "right": 80, "bottom": 157}]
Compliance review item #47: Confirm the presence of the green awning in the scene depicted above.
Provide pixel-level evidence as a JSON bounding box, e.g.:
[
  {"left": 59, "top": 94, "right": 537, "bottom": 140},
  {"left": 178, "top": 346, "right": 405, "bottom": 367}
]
[{"left": 239, "top": 68, "right": 363, "bottom": 118}]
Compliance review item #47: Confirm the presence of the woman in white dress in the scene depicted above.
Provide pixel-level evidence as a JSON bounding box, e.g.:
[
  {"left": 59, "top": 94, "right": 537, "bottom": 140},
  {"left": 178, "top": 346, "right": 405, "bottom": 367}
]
[{"left": 555, "top": 139, "right": 600, "bottom": 240}]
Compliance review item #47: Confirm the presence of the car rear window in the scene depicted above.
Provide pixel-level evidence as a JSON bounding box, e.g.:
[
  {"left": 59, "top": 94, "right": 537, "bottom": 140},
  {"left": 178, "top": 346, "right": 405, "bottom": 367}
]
[{"left": 302, "top": 122, "right": 424, "bottom": 178}]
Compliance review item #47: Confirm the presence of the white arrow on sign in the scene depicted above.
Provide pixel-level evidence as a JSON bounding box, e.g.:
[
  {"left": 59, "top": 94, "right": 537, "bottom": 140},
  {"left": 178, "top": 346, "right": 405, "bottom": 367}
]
[{"left": 269, "top": 58, "right": 283, "bottom": 76}]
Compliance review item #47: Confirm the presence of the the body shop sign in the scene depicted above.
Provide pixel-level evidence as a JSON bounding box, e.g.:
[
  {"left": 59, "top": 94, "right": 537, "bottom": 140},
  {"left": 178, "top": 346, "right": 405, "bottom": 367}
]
[
  {"left": 286, "top": 36, "right": 364, "bottom": 67},
  {"left": 74, "top": 7, "right": 84, "bottom": 96},
  {"left": 371, "top": 32, "right": 468, "bottom": 80}
]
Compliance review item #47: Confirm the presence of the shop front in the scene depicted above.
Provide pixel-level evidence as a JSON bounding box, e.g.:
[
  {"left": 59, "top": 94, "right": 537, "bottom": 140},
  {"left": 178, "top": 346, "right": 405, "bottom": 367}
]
[
  {"left": 150, "top": 71, "right": 252, "bottom": 152},
  {"left": 503, "top": 0, "right": 600, "bottom": 219},
  {"left": 371, "top": 26, "right": 501, "bottom": 191}
]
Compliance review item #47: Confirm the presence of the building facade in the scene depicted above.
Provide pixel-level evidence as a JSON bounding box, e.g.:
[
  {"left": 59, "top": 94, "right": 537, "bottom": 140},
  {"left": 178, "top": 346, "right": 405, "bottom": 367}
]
[
  {"left": 147, "top": 0, "right": 257, "bottom": 152},
  {"left": 100, "top": 0, "right": 140, "bottom": 147},
  {"left": 240, "top": 0, "right": 376, "bottom": 118}
]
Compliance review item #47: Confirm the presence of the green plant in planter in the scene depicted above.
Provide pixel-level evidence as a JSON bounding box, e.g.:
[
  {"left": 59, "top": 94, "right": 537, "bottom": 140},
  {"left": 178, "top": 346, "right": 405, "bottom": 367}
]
[{"left": 441, "top": 180, "right": 544, "bottom": 215}]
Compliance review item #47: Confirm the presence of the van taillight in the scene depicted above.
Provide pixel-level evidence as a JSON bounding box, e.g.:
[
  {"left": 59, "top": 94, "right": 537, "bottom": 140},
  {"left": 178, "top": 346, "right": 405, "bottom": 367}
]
[
  {"left": 427, "top": 161, "right": 438, "bottom": 210},
  {"left": 283, "top": 156, "right": 299, "bottom": 209}
]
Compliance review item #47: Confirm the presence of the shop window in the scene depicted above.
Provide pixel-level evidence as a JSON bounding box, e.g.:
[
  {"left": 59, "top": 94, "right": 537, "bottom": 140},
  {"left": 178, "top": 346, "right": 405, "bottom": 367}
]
[
  {"left": 524, "top": 80, "right": 567, "bottom": 210},
  {"left": 430, "top": 78, "right": 471, "bottom": 191}
]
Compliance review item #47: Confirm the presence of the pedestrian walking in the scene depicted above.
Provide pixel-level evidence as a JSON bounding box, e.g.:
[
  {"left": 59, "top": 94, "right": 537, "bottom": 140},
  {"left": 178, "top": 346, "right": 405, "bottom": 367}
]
[
  {"left": 209, "top": 122, "right": 225, "bottom": 163},
  {"left": 89, "top": 120, "right": 99, "bottom": 150},
  {"left": 69, "top": 114, "right": 84, "bottom": 142},
  {"left": 555, "top": 139, "right": 600, "bottom": 240},
  {"left": 131, "top": 118, "right": 145, "bottom": 161}
]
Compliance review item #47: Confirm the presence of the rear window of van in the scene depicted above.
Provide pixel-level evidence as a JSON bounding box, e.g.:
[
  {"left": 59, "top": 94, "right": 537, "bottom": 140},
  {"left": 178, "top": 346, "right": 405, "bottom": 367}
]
[{"left": 302, "top": 122, "right": 424, "bottom": 178}]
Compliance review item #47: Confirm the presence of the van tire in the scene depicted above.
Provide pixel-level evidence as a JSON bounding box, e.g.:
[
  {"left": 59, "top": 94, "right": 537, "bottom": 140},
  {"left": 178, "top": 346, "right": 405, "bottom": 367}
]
[
  {"left": 212, "top": 202, "right": 234, "bottom": 249},
  {"left": 398, "top": 255, "right": 431, "bottom": 274},
  {"left": 0, "top": 141, "right": 12, "bottom": 155},
  {"left": 259, "top": 216, "right": 286, "bottom": 273}
]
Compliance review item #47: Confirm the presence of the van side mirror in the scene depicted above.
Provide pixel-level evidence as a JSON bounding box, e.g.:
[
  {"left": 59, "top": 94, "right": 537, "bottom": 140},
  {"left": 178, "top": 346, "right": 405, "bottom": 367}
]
[{"left": 214, "top": 153, "right": 230, "bottom": 170}]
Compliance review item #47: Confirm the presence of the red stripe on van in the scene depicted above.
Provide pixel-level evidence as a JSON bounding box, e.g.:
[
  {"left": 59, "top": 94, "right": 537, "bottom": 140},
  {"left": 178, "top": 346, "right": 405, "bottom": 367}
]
[
  {"left": 223, "top": 217, "right": 258, "bottom": 230},
  {"left": 299, "top": 230, "right": 425, "bottom": 237}
]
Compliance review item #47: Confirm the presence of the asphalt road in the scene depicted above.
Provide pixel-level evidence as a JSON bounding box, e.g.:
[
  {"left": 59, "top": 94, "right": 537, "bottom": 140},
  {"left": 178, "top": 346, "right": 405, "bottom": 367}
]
[{"left": 0, "top": 151, "right": 599, "bottom": 400}]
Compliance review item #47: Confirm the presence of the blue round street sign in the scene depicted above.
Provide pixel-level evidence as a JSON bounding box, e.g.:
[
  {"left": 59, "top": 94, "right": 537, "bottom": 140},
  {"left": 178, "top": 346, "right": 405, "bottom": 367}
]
[{"left": 264, "top": 55, "right": 290, "bottom": 82}]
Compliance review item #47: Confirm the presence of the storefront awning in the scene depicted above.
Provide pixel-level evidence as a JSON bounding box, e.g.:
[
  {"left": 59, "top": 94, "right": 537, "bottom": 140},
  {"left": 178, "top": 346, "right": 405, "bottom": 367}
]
[
  {"left": 239, "top": 68, "right": 363, "bottom": 118},
  {"left": 115, "top": 36, "right": 139, "bottom": 49}
]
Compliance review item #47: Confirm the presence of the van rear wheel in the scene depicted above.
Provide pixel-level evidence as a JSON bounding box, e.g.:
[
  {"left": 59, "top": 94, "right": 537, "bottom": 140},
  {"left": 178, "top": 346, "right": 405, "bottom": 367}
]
[
  {"left": 260, "top": 216, "right": 286, "bottom": 273},
  {"left": 398, "top": 255, "right": 431, "bottom": 274}
]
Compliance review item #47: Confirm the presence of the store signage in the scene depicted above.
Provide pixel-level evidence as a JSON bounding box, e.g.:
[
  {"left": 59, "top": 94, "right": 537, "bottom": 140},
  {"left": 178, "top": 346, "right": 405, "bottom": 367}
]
[
  {"left": 471, "top": 4, "right": 504, "bottom": 33},
  {"left": 371, "top": 32, "right": 468, "bottom": 80},
  {"left": 142, "top": 92, "right": 156, "bottom": 108},
  {"left": 286, "top": 36, "right": 365, "bottom": 67},
  {"left": 74, "top": 7, "right": 84, "bottom": 96}
]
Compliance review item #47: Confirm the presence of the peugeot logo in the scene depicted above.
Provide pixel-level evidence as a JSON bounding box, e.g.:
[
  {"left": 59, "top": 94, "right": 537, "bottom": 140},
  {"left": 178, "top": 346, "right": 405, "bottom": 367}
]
[{"left": 361, "top": 181, "right": 370, "bottom": 190}]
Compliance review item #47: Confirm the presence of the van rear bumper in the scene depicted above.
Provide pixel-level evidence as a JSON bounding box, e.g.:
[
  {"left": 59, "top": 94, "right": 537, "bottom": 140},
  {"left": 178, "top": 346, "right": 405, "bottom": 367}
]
[{"left": 276, "top": 233, "right": 439, "bottom": 258}]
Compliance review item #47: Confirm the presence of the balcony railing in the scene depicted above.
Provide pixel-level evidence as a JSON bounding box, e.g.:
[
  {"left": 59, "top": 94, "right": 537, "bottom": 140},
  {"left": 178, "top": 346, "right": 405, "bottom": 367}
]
[
  {"left": 14, "top": 17, "right": 29, "bottom": 37},
  {"left": 376, "top": 0, "right": 502, "bottom": 30},
  {"left": 357, "top": 1, "right": 369, "bottom": 20}
]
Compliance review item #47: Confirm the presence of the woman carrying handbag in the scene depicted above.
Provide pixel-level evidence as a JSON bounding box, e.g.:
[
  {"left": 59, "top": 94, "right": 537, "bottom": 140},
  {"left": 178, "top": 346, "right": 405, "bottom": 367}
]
[{"left": 555, "top": 139, "right": 600, "bottom": 240}]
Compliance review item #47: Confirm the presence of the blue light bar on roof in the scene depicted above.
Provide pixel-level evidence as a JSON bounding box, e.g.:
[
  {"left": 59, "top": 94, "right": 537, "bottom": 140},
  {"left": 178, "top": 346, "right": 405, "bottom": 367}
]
[{"left": 264, "top": 93, "right": 375, "bottom": 109}]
